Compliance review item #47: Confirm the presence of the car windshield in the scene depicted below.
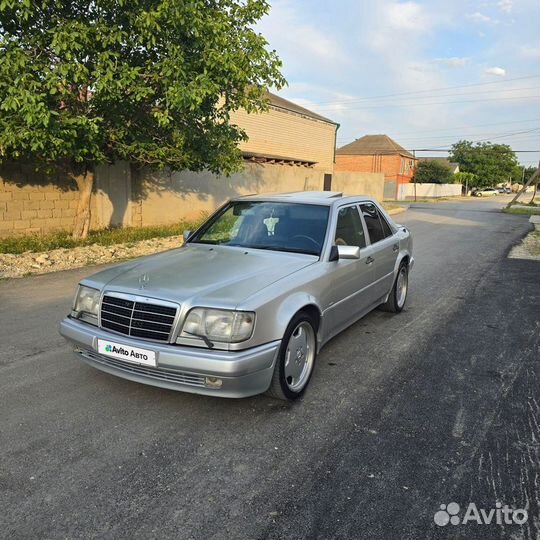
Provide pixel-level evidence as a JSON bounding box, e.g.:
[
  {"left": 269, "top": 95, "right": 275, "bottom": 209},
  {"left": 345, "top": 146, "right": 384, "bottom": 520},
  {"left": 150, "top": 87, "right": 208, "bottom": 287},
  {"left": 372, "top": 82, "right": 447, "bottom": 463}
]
[{"left": 189, "top": 201, "right": 330, "bottom": 256}]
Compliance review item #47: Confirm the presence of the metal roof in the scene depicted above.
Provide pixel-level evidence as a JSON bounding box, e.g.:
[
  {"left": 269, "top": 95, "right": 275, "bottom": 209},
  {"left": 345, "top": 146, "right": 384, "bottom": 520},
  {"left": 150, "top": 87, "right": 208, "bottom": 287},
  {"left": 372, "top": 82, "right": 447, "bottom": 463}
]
[
  {"left": 337, "top": 134, "right": 414, "bottom": 158},
  {"left": 267, "top": 92, "right": 338, "bottom": 125}
]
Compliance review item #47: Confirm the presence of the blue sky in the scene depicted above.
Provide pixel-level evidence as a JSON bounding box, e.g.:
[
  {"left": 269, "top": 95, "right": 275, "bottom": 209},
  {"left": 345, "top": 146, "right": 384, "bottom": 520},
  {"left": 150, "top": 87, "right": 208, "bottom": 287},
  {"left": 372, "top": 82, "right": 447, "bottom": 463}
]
[{"left": 257, "top": 0, "right": 540, "bottom": 165}]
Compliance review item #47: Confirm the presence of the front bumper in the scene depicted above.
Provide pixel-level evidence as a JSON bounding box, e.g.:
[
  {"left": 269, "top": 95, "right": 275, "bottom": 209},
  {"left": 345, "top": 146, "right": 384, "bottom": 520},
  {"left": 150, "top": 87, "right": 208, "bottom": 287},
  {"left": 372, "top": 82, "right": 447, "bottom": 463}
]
[{"left": 59, "top": 317, "right": 280, "bottom": 398}]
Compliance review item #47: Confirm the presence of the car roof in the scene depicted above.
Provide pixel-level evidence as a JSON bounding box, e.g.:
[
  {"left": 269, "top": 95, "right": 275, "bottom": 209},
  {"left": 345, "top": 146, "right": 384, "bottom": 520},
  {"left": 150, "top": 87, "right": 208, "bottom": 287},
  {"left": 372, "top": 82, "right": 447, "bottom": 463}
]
[{"left": 231, "top": 191, "right": 375, "bottom": 207}]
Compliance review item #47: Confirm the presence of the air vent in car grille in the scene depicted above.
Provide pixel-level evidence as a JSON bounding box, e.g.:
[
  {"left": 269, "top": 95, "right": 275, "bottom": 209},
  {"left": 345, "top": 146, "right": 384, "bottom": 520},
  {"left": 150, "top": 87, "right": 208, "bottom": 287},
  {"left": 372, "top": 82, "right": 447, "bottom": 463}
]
[
  {"left": 80, "top": 350, "right": 206, "bottom": 388},
  {"left": 100, "top": 295, "right": 177, "bottom": 342}
]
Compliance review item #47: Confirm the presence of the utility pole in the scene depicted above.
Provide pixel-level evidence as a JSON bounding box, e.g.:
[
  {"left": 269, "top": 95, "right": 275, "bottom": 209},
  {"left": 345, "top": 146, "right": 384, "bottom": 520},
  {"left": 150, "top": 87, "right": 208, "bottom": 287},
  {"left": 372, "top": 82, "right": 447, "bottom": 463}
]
[
  {"left": 413, "top": 149, "right": 417, "bottom": 202},
  {"left": 506, "top": 161, "right": 540, "bottom": 209}
]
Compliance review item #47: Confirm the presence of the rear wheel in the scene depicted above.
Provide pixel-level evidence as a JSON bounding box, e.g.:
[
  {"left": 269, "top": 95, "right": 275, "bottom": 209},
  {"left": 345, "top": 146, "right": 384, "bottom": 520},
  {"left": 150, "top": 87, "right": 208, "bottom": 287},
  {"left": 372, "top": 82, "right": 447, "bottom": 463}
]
[
  {"left": 266, "top": 313, "right": 317, "bottom": 401},
  {"left": 380, "top": 262, "right": 408, "bottom": 313}
]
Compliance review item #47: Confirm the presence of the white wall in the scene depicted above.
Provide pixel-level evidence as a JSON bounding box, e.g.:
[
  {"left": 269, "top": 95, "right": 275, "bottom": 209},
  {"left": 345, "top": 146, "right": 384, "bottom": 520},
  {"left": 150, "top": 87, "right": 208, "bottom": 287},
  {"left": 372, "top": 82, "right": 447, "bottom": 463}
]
[{"left": 397, "top": 183, "right": 462, "bottom": 200}]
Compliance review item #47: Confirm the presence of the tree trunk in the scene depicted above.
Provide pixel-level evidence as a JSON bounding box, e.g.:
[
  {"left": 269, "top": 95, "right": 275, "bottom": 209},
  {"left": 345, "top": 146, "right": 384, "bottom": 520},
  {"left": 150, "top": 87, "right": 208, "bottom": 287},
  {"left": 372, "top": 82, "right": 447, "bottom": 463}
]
[{"left": 72, "top": 169, "right": 94, "bottom": 239}]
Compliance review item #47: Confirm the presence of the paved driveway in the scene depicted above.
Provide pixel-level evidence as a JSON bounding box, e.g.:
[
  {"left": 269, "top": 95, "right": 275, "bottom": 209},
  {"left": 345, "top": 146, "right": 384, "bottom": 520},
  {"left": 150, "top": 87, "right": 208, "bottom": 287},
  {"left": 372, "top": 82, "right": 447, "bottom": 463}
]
[{"left": 1, "top": 197, "right": 539, "bottom": 540}]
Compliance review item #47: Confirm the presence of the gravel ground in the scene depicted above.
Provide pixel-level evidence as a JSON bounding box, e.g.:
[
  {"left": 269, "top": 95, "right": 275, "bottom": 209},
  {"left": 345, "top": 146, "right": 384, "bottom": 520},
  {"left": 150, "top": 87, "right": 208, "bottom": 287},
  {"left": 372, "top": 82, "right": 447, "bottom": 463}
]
[
  {"left": 0, "top": 235, "right": 184, "bottom": 279},
  {"left": 509, "top": 216, "right": 540, "bottom": 261}
]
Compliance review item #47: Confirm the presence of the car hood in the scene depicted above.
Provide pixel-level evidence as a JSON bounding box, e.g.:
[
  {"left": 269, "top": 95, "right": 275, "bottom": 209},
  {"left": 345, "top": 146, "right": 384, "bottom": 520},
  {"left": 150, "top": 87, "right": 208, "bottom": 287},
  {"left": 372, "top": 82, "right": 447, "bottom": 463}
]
[{"left": 83, "top": 243, "right": 317, "bottom": 308}]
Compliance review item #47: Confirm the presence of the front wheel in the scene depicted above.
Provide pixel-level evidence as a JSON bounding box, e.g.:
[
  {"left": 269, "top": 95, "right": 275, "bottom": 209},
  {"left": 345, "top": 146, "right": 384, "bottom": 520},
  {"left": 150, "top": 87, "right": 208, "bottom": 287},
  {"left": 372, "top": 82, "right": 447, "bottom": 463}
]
[
  {"left": 266, "top": 313, "right": 317, "bottom": 401},
  {"left": 380, "top": 262, "right": 409, "bottom": 313}
]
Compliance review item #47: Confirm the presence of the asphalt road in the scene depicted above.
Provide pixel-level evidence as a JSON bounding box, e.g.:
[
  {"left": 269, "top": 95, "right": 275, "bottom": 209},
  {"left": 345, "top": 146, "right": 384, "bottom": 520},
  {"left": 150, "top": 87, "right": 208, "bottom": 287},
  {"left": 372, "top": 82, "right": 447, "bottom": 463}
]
[{"left": 1, "top": 197, "right": 539, "bottom": 540}]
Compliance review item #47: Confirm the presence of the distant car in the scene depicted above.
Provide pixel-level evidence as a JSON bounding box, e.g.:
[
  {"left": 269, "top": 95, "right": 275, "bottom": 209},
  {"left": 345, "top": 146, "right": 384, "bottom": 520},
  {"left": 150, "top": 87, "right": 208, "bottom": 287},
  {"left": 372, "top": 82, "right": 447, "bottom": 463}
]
[
  {"left": 474, "top": 187, "right": 498, "bottom": 197},
  {"left": 59, "top": 191, "right": 414, "bottom": 400},
  {"left": 497, "top": 187, "right": 511, "bottom": 194}
]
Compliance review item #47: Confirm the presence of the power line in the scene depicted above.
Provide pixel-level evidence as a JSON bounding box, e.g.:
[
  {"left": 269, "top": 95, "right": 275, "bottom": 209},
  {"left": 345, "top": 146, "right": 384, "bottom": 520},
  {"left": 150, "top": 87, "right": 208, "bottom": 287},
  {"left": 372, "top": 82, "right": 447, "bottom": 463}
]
[
  {"left": 309, "top": 74, "right": 540, "bottom": 106},
  {"left": 427, "top": 128, "right": 540, "bottom": 149},
  {"left": 336, "top": 118, "right": 540, "bottom": 142},
  {"left": 316, "top": 94, "right": 540, "bottom": 111},
  {"left": 407, "top": 128, "right": 540, "bottom": 144},
  {"left": 320, "top": 86, "right": 540, "bottom": 108},
  {"left": 339, "top": 128, "right": 540, "bottom": 143},
  {"left": 410, "top": 149, "right": 539, "bottom": 153}
]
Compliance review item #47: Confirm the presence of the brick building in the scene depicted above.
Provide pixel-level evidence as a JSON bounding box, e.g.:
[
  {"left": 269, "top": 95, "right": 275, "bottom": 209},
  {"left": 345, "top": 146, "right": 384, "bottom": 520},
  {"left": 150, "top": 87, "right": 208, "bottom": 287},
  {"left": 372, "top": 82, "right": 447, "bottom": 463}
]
[
  {"left": 231, "top": 92, "right": 339, "bottom": 173},
  {"left": 335, "top": 134, "right": 417, "bottom": 199}
]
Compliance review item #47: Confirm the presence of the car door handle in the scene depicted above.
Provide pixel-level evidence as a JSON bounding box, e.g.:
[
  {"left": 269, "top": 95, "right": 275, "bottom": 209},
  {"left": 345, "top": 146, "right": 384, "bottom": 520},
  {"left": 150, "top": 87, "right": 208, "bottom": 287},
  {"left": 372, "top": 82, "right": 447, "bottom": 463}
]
[
  {"left": 366, "top": 256, "right": 375, "bottom": 265},
  {"left": 392, "top": 243, "right": 399, "bottom": 252}
]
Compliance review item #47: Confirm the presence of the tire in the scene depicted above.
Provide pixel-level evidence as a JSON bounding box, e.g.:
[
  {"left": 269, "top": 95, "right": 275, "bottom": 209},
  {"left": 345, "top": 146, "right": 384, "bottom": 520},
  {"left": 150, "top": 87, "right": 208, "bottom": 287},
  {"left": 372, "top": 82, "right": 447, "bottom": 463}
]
[
  {"left": 266, "top": 312, "right": 317, "bottom": 401},
  {"left": 380, "top": 261, "right": 409, "bottom": 313}
]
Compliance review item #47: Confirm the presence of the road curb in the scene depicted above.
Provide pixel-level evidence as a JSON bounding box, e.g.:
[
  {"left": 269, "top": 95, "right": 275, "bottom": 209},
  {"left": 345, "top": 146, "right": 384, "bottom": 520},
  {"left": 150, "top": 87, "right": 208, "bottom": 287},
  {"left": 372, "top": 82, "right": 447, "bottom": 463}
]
[{"left": 387, "top": 206, "right": 409, "bottom": 216}]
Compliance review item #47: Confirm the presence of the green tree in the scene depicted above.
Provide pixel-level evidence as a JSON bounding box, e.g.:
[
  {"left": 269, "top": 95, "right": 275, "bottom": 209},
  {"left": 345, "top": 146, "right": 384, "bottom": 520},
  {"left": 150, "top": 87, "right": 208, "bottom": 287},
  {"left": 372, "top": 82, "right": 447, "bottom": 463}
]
[
  {"left": 449, "top": 140, "right": 517, "bottom": 188},
  {"left": 0, "top": 0, "right": 285, "bottom": 237},
  {"left": 509, "top": 165, "right": 537, "bottom": 184},
  {"left": 414, "top": 160, "right": 453, "bottom": 184},
  {"left": 454, "top": 171, "right": 478, "bottom": 190}
]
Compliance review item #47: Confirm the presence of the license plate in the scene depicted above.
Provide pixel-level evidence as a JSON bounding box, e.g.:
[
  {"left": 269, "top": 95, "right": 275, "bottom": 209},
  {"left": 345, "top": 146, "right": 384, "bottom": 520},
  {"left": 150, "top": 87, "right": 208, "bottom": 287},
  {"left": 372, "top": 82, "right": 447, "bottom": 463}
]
[{"left": 97, "top": 339, "right": 157, "bottom": 367}]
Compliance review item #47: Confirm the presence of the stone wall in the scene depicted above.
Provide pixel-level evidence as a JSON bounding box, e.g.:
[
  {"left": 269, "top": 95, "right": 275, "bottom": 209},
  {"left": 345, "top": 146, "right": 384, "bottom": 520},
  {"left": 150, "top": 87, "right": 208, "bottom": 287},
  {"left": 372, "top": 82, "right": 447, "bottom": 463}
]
[
  {"left": 0, "top": 162, "right": 386, "bottom": 236},
  {"left": 0, "top": 165, "right": 81, "bottom": 236},
  {"left": 0, "top": 163, "right": 132, "bottom": 237}
]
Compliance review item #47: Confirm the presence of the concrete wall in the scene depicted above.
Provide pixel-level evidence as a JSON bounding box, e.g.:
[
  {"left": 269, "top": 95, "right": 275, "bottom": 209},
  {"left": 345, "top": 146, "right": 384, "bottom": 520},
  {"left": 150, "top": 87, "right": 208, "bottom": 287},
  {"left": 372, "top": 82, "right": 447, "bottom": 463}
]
[
  {"left": 332, "top": 172, "right": 384, "bottom": 202},
  {"left": 398, "top": 183, "right": 462, "bottom": 200},
  {"left": 230, "top": 106, "right": 337, "bottom": 172},
  {"left": 134, "top": 162, "right": 325, "bottom": 225},
  {"left": 135, "top": 166, "right": 386, "bottom": 226}
]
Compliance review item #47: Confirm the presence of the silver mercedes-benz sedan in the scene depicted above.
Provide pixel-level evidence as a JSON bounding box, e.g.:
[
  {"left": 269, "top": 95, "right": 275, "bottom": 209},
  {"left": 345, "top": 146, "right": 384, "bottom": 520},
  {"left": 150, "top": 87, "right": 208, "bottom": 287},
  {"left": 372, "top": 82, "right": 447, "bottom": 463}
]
[{"left": 59, "top": 191, "right": 413, "bottom": 400}]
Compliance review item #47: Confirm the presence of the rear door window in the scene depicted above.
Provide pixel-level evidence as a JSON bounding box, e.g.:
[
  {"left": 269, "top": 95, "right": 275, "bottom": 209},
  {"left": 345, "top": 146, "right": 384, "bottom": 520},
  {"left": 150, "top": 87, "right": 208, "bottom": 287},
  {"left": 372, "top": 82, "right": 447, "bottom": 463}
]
[{"left": 360, "top": 203, "right": 392, "bottom": 244}]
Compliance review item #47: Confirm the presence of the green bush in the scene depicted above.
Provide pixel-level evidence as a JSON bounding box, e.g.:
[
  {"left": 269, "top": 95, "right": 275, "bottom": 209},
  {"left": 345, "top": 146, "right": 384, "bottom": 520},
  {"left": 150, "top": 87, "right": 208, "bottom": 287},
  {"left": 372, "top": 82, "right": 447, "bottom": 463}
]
[{"left": 414, "top": 161, "right": 454, "bottom": 184}]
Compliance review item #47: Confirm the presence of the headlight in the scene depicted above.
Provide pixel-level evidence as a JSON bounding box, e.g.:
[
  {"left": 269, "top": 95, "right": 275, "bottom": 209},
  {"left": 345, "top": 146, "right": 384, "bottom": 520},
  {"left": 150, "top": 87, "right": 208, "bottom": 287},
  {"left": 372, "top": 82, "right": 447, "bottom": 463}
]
[
  {"left": 72, "top": 285, "right": 100, "bottom": 323},
  {"left": 179, "top": 308, "right": 255, "bottom": 344}
]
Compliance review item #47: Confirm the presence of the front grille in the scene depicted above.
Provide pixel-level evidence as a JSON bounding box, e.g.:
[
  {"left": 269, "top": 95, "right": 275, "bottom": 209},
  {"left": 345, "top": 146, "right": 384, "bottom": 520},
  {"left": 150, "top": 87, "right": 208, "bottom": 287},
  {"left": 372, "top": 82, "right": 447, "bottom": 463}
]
[
  {"left": 100, "top": 294, "right": 177, "bottom": 342},
  {"left": 80, "top": 350, "right": 206, "bottom": 388}
]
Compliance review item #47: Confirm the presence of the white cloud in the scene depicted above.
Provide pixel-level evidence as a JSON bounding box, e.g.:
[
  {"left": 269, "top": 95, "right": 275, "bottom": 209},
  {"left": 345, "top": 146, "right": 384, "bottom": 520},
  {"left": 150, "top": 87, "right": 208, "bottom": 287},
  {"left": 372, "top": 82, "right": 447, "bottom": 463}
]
[
  {"left": 484, "top": 66, "right": 506, "bottom": 76},
  {"left": 497, "top": 0, "right": 513, "bottom": 13},
  {"left": 257, "top": 0, "right": 345, "bottom": 74},
  {"left": 386, "top": 2, "right": 433, "bottom": 31},
  {"left": 467, "top": 11, "right": 496, "bottom": 23}
]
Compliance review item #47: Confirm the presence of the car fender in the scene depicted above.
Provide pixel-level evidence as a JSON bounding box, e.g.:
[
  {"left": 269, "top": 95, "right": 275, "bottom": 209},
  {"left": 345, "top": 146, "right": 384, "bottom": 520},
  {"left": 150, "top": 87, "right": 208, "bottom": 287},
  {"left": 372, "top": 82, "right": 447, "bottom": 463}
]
[
  {"left": 393, "top": 250, "right": 412, "bottom": 276},
  {"left": 274, "top": 292, "right": 323, "bottom": 342}
]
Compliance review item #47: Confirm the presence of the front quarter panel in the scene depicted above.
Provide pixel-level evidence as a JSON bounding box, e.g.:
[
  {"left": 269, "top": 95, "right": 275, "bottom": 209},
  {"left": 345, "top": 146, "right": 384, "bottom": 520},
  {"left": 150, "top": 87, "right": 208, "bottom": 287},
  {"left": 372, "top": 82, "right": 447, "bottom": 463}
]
[{"left": 237, "top": 262, "right": 332, "bottom": 349}]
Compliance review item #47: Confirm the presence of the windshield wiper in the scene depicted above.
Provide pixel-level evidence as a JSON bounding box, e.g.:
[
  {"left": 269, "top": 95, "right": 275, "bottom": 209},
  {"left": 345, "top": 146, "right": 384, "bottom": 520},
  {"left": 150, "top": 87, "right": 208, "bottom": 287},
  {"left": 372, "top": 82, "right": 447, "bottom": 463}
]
[
  {"left": 183, "top": 331, "right": 215, "bottom": 348},
  {"left": 273, "top": 246, "right": 319, "bottom": 256},
  {"left": 219, "top": 243, "right": 319, "bottom": 256}
]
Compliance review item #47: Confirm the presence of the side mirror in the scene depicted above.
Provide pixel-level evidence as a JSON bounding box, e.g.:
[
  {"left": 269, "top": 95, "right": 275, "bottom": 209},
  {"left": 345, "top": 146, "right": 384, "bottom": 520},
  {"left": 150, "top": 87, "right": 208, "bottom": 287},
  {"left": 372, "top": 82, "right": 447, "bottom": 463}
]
[
  {"left": 183, "top": 230, "right": 192, "bottom": 243},
  {"left": 329, "top": 245, "right": 361, "bottom": 261},
  {"left": 337, "top": 245, "right": 360, "bottom": 260}
]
